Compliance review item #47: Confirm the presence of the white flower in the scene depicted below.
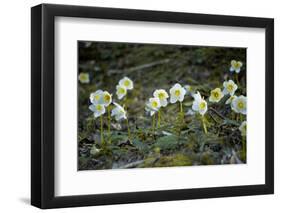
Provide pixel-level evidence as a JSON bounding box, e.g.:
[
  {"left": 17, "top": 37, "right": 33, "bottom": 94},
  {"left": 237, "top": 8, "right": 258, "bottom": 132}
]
[
  {"left": 231, "top": 95, "right": 247, "bottom": 114},
  {"left": 239, "top": 121, "right": 247, "bottom": 136},
  {"left": 146, "top": 97, "right": 161, "bottom": 116},
  {"left": 192, "top": 92, "right": 208, "bottom": 115},
  {"left": 116, "top": 85, "right": 127, "bottom": 100},
  {"left": 209, "top": 88, "right": 224, "bottom": 103},
  {"left": 192, "top": 91, "right": 202, "bottom": 102},
  {"left": 169, "top": 83, "right": 186, "bottom": 103},
  {"left": 111, "top": 103, "right": 127, "bottom": 121},
  {"left": 230, "top": 60, "right": 243, "bottom": 73},
  {"left": 223, "top": 80, "right": 238, "bottom": 96},
  {"left": 119, "top": 77, "right": 134, "bottom": 90},
  {"left": 89, "top": 90, "right": 103, "bottom": 105},
  {"left": 89, "top": 104, "right": 106, "bottom": 118},
  {"left": 153, "top": 89, "right": 169, "bottom": 107},
  {"left": 78, "top": 72, "right": 90, "bottom": 84},
  {"left": 145, "top": 106, "right": 156, "bottom": 116},
  {"left": 225, "top": 95, "right": 237, "bottom": 105},
  {"left": 100, "top": 91, "right": 112, "bottom": 107},
  {"left": 184, "top": 85, "right": 195, "bottom": 96}
]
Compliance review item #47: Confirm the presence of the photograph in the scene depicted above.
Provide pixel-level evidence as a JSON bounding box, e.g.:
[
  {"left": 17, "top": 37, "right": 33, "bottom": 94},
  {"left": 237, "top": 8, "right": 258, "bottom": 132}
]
[
  {"left": 29, "top": 2, "right": 274, "bottom": 210},
  {"left": 78, "top": 41, "right": 247, "bottom": 170}
]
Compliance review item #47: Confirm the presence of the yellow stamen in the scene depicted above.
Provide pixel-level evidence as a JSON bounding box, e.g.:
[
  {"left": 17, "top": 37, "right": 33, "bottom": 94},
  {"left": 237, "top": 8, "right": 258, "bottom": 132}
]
[
  {"left": 104, "top": 94, "right": 111, "bottom": 102},
  {"left": 96, "top": 105, "right": 102, "bottom": 111},
  {"left": 152, "top": 101, "right": 158, "bottom": 108},
  {"left": 238, "top": 101, "right": 244, "bottom": 109},
  {"left": 94, "top": 95, "right": 100, "bottom": 101},
  {"left": 124, "top": 80, "right": 130, "bottom": 87},
  {"left": 158, "top": 92, "right": 165, "bottom": 99},
  {"left": 227, "top": 84, "right": 233, "bottom": 92},
  {"left": 199, "top": 102, "right": 206, "bottom": 110},
  {"left": 214, "top": 92, "right": 219, "bottom": 98},
  {"left": 175, "top": 90, "right": 180, "bottom": 97},
  {"left": 118, "top": 88, "right": 125, "bottom": 94}
]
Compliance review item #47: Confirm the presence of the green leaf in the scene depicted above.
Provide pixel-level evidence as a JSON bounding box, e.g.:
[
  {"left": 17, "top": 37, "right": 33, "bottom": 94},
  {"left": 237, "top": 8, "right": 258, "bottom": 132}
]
[
  {"left": 132, "top": 139, "right": 149, "bottom": 152},
  {"left": 154, "top": 135, "right": 179, "bottom": 150},
  {"left": 110, "top": 134, "right": 128, "bottom": 144}
]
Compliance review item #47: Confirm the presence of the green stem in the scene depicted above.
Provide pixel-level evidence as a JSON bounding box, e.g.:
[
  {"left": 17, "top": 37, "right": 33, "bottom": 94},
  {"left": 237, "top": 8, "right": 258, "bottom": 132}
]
[
  {"left": 179, "top": 102, "right": 183, "bottom": 113},
  {"left": 177, "top": 102, "right": 184, "bottom": 139},
  {"left": 107, "top": 106, "right": 111, "bottom": 144},
  {"left": 158, "top": 109, "right": 161, "bottom": 127},
  {"left": 231, "top": 111, "right": 235, "bottom": 120},
  {"left": 236, "top": 73, "right": 240, "bottom": 87},
  {"left": 240, "top": 113, "right": 243, "bottom": 121},
  {"left": 177, "top": 125, "right": 181, "bottom": 139},
  {"left": 123, "top": 96, "right": 127, "bottom": 111},
  {"left": 126, "top": 118, "right": 131, "bottom": 141},
  {"left": 100, "top": 115, "right": 104, "bottom": 146},
  {"left": 152, "top": 114, "right": 156, "bottom": 134},
  {"left": 201, "top": 115, "right": 208, "bottom": 134}
]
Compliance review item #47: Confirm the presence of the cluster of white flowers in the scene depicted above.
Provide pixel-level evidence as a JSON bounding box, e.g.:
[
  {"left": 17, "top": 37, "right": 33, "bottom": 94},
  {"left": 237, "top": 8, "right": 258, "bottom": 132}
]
[
  {"left": 144, "top": 73, "right": 246, "bottom": 120},
  {"left": 186, "top": 60, "right": 244, "bottom": 117},
  {"left": 89, "top": 76, "right": 133, "bottom": 121},
  {"left": 229, "top": 60, "right": 246, "bottom": 136},
  {"left": 142, "top": 60, "right": 247, "bottom": 136},
  {"left": 190, "top": 84, "right": 225, "bottom": 116},
  {"left": 89, "top": 90, "right": 112, "bottom": 118},
  {"left": 183, "top": 60, "right": 246, "bottom": 135},
  {"left": 146, "top": 89, "right": 169, "bottom": 116},
  {"left": 146, "top": 83, "right": 187, "bottom": 116},
  {"left": 86, "top": 59, "right": 246, "bottom": 137},
  {"left": 221, "top": 78, "right": 246, "bottom": 115},
  {"left": 189, "top": 78, "right": 246, "bottom": 116},
  {"left": 116, "top": 77, "right": 134, "bottom": 100}
]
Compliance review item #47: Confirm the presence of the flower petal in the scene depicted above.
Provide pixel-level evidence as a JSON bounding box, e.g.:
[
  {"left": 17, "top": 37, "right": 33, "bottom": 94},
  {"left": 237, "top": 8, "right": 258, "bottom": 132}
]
[
  {"left": 192, "top": 101, "right": 199, "bottom": 111},
  {"left": 170, "top": 95, "right": 177, "bottom": 104},
  {"left": 235, "top": 68, "right": 241, "bottom": 73},
  {"left": 160, "top": 98, "right": 168, "bottom": 107}
]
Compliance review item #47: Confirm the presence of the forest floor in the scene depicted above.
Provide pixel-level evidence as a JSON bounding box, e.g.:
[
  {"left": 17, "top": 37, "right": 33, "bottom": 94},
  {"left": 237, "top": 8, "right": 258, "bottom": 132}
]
[{"left": 78, "top": 42, "right": 246, "bottom": 170}]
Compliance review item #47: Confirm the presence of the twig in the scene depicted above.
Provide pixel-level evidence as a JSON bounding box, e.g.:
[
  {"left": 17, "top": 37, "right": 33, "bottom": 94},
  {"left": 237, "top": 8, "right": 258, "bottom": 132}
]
[
  {"left": 108, "top": 59, "right": 170, "bottom": 75},
  {"left": 208, "top": 111, "right": 219, "bottom": 124},
  {"left": 209, "top": 107, "right": 226, "bottom": 120}
]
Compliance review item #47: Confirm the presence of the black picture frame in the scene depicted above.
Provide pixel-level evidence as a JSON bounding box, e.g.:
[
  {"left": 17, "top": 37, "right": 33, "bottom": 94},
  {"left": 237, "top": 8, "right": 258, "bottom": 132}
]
[{"left": 31, "top": 3, "right": 274, "bottom": 209}]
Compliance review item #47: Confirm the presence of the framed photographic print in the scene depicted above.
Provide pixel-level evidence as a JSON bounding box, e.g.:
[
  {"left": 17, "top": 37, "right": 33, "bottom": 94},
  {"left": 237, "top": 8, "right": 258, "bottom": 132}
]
[{"left": 31, "top": 3, "right": 274, "bottom": 209}]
